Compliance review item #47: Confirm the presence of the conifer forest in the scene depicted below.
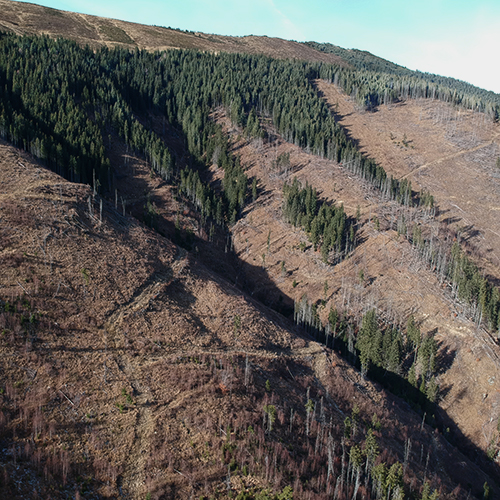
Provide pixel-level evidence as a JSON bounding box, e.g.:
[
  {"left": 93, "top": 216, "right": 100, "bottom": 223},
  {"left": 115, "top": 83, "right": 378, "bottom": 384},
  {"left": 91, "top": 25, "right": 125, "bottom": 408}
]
[{"left": 0, "top": 8, "right": 500, "bottom": 499}]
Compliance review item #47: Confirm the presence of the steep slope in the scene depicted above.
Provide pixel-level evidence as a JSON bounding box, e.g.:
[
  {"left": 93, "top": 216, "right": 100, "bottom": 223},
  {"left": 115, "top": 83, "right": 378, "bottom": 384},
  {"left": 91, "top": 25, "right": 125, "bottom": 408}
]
[
  {"left": 0, "top": 0, "right": 347, "bottom": 66},
  {"left": 315, "top": 81, "right": 500, "bottom": 289},
  {"left": 0, "top": 140, "right": 496, "bottom": 498},
  {"left": 208, "top": 107, "right": 500, "bottom": 467},
  {"left": 0, "top": 138, "right": 292, "bottom": 497},
  {"left": 0, "top": 2, "right": 500, "bottom": 497}
]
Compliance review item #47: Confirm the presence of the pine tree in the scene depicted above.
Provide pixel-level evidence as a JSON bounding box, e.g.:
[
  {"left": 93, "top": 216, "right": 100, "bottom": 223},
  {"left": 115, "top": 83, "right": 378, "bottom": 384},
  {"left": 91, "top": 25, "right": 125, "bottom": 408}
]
[
  {"left": 407, "top": 314, "right": 421, "bottom": 349},
  {"left": 408, "top": 362, "right": 418, "bottom": 388}
]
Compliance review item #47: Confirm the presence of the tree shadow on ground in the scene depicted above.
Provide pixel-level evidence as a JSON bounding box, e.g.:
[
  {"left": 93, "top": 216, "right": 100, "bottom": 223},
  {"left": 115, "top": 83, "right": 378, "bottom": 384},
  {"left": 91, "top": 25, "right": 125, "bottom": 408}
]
[{"left": 19, "top": 97, "right": 500, "bottom": 499}]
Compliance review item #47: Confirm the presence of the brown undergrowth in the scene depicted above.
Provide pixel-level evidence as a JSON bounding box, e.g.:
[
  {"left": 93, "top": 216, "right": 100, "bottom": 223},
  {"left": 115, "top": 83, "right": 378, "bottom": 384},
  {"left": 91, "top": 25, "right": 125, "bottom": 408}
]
[{"left": 0, "top": 139, "right": 496, "bottom": 498}]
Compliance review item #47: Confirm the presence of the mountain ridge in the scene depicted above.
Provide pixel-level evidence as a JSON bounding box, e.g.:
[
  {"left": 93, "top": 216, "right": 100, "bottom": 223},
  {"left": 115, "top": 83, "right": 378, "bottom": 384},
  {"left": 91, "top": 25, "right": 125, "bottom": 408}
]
[
  {"left": 0, "top": 0, "right": 350, "bottom": 66},
  {"left": 3, "top": 0, "right": 499, "bottom": 102},
  {"left": 1, "top": 2, "right": 500, "bottom": 498}
]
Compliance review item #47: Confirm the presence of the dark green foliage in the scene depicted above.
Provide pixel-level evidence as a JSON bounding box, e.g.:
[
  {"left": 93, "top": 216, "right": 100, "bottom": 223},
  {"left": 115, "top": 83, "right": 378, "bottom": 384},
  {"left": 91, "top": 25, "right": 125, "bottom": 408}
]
[
  {"left": 386, "top": 463, "right": 404, "bottom": 497},
  {"left": 406, "top": 314, "right": 421, "bottom": 349},
  {"left": 355, "top": 310, "right": 439, "bottom": 397},
  {"left": 0, "top": 31, "right": 424, "bottom": 237},
  {"left": 449, "top": 242, "right": 500, "bottom": 331},
  {"left": 408, "top": 363, "right": 418, "bottom": 388},
  {"left": 426, "top": 377, "right": 438, "bottom": 403},
  {"left": 0, "top": 33, "right": 251, "bottom": 228},
  {"left": 417, "top": 334, "right": 438, "bottom": 379},
  {"left": 344, "top": 416, "right": 352, "bottom": 439},
  {"left": 263, "top": 404, "right": 276, "bottom": 431},
  {"left": 245, "top": 108, "right": 265, "bottom": 139},
  {"left": 363, "top": 428, "right": 379, "bottom": 468},
  {"left": 356, "top": 310, "right": 380, "bottom": 373},
  {"left": 306, "top": 41, "right": 500, "bottom": 120},
  {"left": 0, "top": 35, "right": 111, "bottom": 188},
  {"left": 252, "top": 177, "right": 258, "bottom": 202},
  {"left": 283, "top": 177, "right": 354, "bottom": 262},
  {"left": 107, "top": 40, "right": 419, "bottom": 206},
  {"left": 296, "top": 301, "right": 439, "bottom": 408},
  {"left": 328, "top": 306, "right": 338, "bottom": 334}
]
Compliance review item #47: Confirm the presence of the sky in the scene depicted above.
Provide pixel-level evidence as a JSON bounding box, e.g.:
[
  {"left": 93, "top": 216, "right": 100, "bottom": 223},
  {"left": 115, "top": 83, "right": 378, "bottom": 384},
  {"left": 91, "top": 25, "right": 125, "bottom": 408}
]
[{"left": 14, "top": 0, "right": 500, "bottom": 94}]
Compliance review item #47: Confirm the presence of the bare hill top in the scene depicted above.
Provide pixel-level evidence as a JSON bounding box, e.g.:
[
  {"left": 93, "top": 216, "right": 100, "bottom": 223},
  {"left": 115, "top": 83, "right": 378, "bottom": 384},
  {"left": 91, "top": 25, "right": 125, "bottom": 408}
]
[{"left": 0, "top": 0, "right": 347, "bottom": 65}]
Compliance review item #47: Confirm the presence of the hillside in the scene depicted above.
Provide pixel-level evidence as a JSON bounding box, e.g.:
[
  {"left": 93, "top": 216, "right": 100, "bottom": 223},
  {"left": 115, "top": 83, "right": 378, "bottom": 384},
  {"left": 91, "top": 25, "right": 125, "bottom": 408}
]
[
  {"left": 314, "top": 80, "right": 500, "bottom": 278},
  {"left": 1, "top": 140, "right": 494, "bottom": 498},
  {"left": 0, "top": 0, "right": 346, "bottom": 66},
  {"left": 211, "top": 105, "right": 500, "bottom": 471},
  {"left": 0, "top": 1, "right": 500, "bottom": 498}
]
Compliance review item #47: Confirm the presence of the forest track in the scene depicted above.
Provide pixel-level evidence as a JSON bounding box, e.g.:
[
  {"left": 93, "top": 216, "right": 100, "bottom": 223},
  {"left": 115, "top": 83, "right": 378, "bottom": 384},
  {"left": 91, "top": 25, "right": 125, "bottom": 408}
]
[
  {"left": 399, "top": 131, "right": 500, "bottom": 181},
  {"left": 104, "top": 247, "right": 187, "bottom": 334},
  {"left": 115, "top": 353, "right": 154, "bottom": 499},
  {"left": 102, "top": 246, "right": 187, "bottom": 498}
]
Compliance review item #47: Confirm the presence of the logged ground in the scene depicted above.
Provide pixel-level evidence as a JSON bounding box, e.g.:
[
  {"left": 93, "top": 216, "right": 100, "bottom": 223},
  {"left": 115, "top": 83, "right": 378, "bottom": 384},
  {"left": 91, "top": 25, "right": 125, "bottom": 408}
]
[
  {"left": 0, "top": 139, "right": 321, "bottom": 498},
  {"left": 1, "top": 1, "right": 500, "bottom": 496},
  {"left": 45, "top": 93, "right": 500, "bottom": 490},
  {"left": 208, "top": 110, "right": 500, "bottom": 463},
  {"left": 0, "top": 137, "right": 498, "bottom": 498},
  {"left": 315, "top": 80, "right": 500, "bottom": 278}
]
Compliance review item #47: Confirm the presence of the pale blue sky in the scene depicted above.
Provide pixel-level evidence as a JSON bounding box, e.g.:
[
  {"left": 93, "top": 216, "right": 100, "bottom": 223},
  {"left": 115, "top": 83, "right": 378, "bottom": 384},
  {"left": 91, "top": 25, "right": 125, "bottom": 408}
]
[{"left": 13, "top": 0, "right": 500, "bottom": 93}]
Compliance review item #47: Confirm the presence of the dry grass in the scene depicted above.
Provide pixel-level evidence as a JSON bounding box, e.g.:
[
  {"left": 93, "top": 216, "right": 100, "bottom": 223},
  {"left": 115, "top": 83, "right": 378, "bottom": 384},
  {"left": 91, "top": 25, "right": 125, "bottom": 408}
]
[
  {"left": 203, "top": 107, "right": 500, "bottom": 467},
  {"left": 0, "top": 0, "right": 349, "bottom": 64},
  {"left": 315, "top": 80, "right": 500, "bottom": 276},
  {"left": 0, "top": 0, "right": 500, "bottom": 494},
  {"left": 0, "top": 136, "right": 496, "bottom": 497}
]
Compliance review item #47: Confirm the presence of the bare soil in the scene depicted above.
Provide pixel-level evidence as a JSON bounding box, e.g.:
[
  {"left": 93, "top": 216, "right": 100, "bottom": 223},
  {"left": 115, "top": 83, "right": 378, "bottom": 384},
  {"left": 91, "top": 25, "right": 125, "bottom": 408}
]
[
  {"left": 207, "top": 109, "right": 500, "bottom": 465},
  {"left": 315, "top": 79, "right": 500, "bottom": 278},
  {"left": 1, "top": 1, "right": 500, "bottom": 495},
  {"left": 92, "top": 100, "right": 500, "bottom": 476},
  {"left": 0, "top": 138, "right": 497, "bottom": 497}
]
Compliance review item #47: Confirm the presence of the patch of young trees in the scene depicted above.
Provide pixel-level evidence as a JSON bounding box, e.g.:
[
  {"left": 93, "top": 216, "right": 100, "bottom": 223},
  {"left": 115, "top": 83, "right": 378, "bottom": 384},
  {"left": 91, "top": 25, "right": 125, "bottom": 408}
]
[
  {"left": 294, "top": 295, "right": 440, "bottom": 408},
  {"left": 282, "top": 177, "right": 356, "bottom": 263}
]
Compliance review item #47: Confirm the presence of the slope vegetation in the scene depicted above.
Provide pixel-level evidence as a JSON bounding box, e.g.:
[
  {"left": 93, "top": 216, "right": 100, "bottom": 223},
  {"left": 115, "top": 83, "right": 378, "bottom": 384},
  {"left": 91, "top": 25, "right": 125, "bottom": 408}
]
[
  {"left": 0, "top": 2, "right": 500, "bottom": 498},
  {"left": 0, "top": 0, "right": 346, "bottom": 65},
  {"left": 1, "top": 140, "right": 495, "bottom": 498}
]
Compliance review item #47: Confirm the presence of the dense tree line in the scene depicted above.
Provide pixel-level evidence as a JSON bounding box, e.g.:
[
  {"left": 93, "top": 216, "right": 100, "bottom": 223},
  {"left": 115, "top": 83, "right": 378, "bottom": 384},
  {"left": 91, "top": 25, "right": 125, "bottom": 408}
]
[
  {"left": 0, "top": 34, "right": 110, "bottom": 187},
  {"left": 295, "top": 297, "right": 439, "bottom": 408},
  {"left": 282, "top": 177, "right": 356, "bottom": 262},
  {"left": 0, "top": 33, "right": 250, "bottom": 226},
  {"left": 306, "top": 41, "right": 500, "bottom": 119},
  {"left": 1, "top": 32, "right": 496, "bottom": 333},
  {"left": 411, "top": 224, "right": 500, "bottom": 334},
  {"left": 0, "top": 31, "right": 421, "bottom": 219},
  {"left": 356, "top": 311, "right": 439, "bottom": 404}
]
